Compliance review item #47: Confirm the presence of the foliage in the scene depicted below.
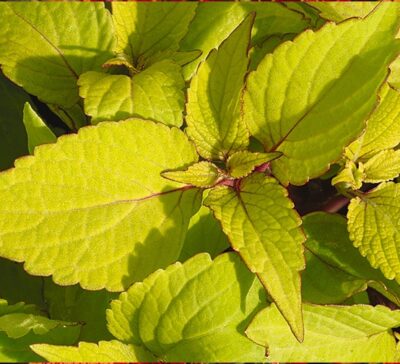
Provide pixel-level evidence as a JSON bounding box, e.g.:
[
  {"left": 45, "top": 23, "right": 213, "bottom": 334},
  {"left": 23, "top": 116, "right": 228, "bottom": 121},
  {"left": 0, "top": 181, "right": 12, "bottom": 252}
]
[{"left": 1, "top": 2, "right": 400, "bottom": 361}]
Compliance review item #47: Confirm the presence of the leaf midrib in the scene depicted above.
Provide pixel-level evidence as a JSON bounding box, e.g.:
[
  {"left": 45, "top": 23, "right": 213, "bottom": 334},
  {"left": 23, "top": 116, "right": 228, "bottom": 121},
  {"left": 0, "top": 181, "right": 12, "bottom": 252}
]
[
  {"left": 0, "top": 185, "right": 193, "bottom": 215},
  {"left": 7, "top": 4, "right": 79, "bottom": 79},
  {"left": 134, "top": 3, "right": 181, "bottom": 60},
  {"left": 270, "top": 18, "right": 383, "bottom": 152}
]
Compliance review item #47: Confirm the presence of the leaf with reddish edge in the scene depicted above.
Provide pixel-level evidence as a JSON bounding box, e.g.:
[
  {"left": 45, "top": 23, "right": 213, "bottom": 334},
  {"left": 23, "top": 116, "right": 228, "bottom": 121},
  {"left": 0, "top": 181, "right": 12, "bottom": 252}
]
[
  {"left": 244, "top": 3, "right": 400, "bottom": 185},
  {"left": 205, "top": 173, "right": 305, "bottom": 341}
]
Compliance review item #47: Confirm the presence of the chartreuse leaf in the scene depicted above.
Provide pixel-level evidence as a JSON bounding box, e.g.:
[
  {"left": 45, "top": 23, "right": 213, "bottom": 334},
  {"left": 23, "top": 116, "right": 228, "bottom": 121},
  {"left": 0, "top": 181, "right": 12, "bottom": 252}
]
[
  {"left": 347, "top": 83, "right": 400, "bottom": 161},
  {"left": 348, "top": 182, "right": 400, "bottom": 283},
  {"left": 205, "top": 173, "right": 305, "bottom": 341},
  {"left": 186, "top": 15, "right": 252, "bottom": 160},
  {"left": 331, "top": 160, "right": 365, "bottom": 190},
  {"left": 79, "top": 60, "right": 184, "bottom": 126},
  {"left": 103, "top": 51, "right": 199, "bottom": 73},
  {"left": 23, "top": 103, "right": 56, "bottom": 154},
  {"left": 227, "top": 150, "right": 282, "bottom": 178},
  {"left": 180, "top": 3, "right": 310, "bottom": 79},
  {"left": 249, "top": 34, "right": 295, "bottom": 72},
  {"left": 389, "top": 57, "right": 400, "bottom": 91},
  {"left": 0, "top": 73, "right": 29, "bottom": 170},
  {"left": 144, "top": 50, "right": 202, "bottom": 69},
  {"left": 246, "top": 303, "right": 400, "bottom": 362},
  {"left": 44, "top": 280, "right": 118, "bottom": 342},
  {"left": 162, "top": 161, "right": 221, "bottom": 188},
  {"left": 107, "top": 267, "right": 162, "bottom": 345},
  {"left": 304, "top": 212, "right": 400, "bottom": 306},
  {"left": 389, "top": 8, "right": 400, "bottom": 91},
  {"left": 107, "top": 253, "right": 266, "bottom": 361},
  {"left": 31, "top": 340, "right": 157, "bottom": 362},
  {"left": 0, "top": 119, "right": 201, "bottom": 291},
  {"left": 112, "top": 3, "right": 196, "bottom": 66},
  {"left": 244, "top": 3, "right": 400, "bottom": 185},
  {"left": 338, "top": 84, "right": 400, "bottom": 189},
  {"left": 310, "top": 2, "right": 378, "bottom": 22},
  {"left": 179, "top": 191, "right": 229, "bottom": 261},
  {"left": 396, "top": 339, "right": 400, "bottom": 362},
  {"left": 0, "top": 299, "right": 79, "bottom": 340},
  {"left": 0, "top": 3, "right": 114, "bottom": 108},
  {"left": 363, "top": 149, "right": 400, "bottom": 182}
]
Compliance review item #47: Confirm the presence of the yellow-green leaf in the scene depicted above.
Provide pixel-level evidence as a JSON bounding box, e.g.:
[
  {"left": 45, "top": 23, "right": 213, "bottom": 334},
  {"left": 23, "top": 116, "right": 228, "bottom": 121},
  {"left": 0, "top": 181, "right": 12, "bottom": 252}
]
[
  {"left": 331, "top": 160, "right": 365, "bottom": 190},
  {"left": 180, "top": 3, "right": 310, "bottom": 79},
  {"left": 244, "top": 3, "right": 400, "bottom": 185},
  {"left": 364, "top": 149, "right": 400, "bottom": 182},
  {"left": 347, "top": 83, "right": 400, "bottom": 161},
  {"left": 227, "top": 150, "right": 281, "bottom": 178},
  {"left": 31, "top": 340, "right": 156, "bottom": 362},
  {"left": 79, "top": 60, "right": 185, "bottom": 126},
  {"left": 0, "top": 2, "right": 114, "bottom": 107},
  {"left": 107, "top": 253, "right": 266, "bottom": 361},
  {"left": 112, "top": 3, "right": 196, "bottom": 66},
  {"left": 185, "top": 15, "right": 252, "bottom": 160},
  {"left": 310, "top": 2, "right": 378, "bottom": 22},
  {"left": 205, "top": 173, "right": 305, "bottom": 341},
  {"left": 348, "top": 182, "right": 400, "bottom": 283},
  {"left": 23, "top": 103, "right": 56, "bottom": 154},
  {"left": 389, "top": 57, "right": 400, "bottom": 91},
  {"left": 246, "top": 303, "right": 400, "bottom": 362},
  {"left": 0, "top": 119, "right": 201, "bottom": 291},
  {"left": 162, "top": 161, "right": 221, "bottom": 188}
]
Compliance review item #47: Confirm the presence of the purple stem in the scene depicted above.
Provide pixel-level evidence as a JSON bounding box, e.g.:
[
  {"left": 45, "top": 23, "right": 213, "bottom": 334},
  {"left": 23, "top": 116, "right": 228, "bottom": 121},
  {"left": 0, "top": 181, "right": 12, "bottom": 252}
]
[
  {"left": 254, "top": 162, "right": 270, "bottom": 173},
  {"left": 322, "top": 195, "right": 350, "bottom": 213}
]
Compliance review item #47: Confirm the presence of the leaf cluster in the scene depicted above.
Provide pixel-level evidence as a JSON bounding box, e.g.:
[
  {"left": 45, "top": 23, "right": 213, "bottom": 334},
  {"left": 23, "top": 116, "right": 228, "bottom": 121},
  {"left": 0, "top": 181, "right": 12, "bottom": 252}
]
[{"left": 1, "top": 2, "right": 400, "bottom": 361}]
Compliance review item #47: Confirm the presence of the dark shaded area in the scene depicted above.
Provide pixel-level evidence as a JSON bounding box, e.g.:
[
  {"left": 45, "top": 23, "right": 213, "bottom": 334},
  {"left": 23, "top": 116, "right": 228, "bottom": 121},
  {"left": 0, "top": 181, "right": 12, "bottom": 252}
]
[
  {"left": 368, "top": 287, "right": 399, "bottom": 310},
  {"left": 288, "top": 178, "right": 339, "bottom": 216},
  {"left": 0, "top": 71, "right": 29, "bottom": 170},
  {"left": 30, "top": 95, "right": 71, "bottom": 136}
]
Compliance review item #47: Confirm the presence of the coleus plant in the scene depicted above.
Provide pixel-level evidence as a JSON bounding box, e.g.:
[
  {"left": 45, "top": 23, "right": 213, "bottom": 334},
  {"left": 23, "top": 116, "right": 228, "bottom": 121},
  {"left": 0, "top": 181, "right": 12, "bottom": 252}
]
[{"left": 1, "top": 1, "right": 400, "bottom": 362}]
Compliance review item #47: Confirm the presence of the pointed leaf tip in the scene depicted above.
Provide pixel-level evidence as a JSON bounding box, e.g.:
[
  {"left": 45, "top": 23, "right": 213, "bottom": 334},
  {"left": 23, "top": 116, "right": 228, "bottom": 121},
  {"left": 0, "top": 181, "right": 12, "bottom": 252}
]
[
  {"left": 227, "top": 150, "right": 282, "bottom": 178},
  {"left": 161, "top": 161, "right": 221, "bottom": 188},
  {"left": 23, "top": 103, "right": 57, "bottom": 154},
  {"left": 185, "top": 13, "right": 253, "bottom": 160},
  {"left": 205, "top": 173, "right": 305, "bottom": 342}
]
